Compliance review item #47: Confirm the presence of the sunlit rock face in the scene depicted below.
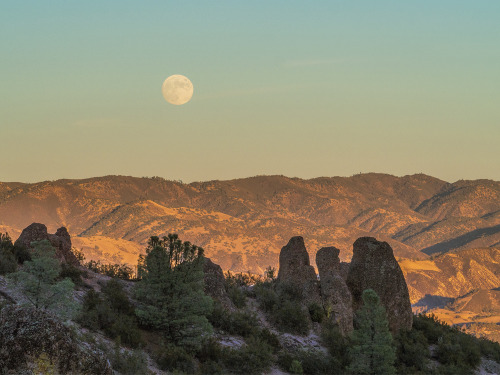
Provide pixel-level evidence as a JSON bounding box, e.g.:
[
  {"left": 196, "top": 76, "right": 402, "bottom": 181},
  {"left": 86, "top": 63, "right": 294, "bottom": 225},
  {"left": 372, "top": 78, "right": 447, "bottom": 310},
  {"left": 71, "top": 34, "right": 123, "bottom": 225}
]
[
  {"left": 14, "top": 223, "right": 79, "bottom": 266},
  {"left": 346, "top": 237, "right": 413, "bottom": 333},
  {"left": 277, "top": 236, "right": 321, "bottom": 305},
  {"left": 316, "top": 246, "right": 353, "bottom": 335}
]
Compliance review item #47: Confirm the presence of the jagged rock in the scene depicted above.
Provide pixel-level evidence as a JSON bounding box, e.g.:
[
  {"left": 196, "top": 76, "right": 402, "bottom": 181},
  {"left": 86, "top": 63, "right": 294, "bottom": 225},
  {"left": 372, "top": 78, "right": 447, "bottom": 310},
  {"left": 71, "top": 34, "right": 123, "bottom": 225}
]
[
  {"left": 346, "top": 237, "right": 412, "bottom": 333},
  {"left": 0, "top": 305, "right": 112, "bottom": 374},
  {"left": 277, "top": 236, "right": 321, "bottom": 304},
  {"left": 316, "top": 247, "right": 353, "bottom": 334},
  {"left": 203, "top": 257, "right": 234, "bottom": 310},
  {"left": 14, "top": 223, "right": 79, "bottom": 266}
]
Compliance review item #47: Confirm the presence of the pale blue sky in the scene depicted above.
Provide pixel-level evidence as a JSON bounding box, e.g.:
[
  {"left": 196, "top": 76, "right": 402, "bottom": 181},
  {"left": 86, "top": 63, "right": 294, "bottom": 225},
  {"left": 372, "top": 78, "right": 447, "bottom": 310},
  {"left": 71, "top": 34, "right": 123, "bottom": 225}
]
[{"left": 1, "top": 1, "right": 499, "bottom": 182}]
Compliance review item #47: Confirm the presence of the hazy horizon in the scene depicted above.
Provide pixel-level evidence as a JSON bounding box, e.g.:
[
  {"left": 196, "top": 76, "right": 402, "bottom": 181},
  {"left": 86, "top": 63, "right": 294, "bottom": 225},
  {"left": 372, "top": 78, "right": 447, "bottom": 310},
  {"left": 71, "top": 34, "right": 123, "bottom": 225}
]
[{"left": 2, "top": 171, "right": 499, "bottom": 186}]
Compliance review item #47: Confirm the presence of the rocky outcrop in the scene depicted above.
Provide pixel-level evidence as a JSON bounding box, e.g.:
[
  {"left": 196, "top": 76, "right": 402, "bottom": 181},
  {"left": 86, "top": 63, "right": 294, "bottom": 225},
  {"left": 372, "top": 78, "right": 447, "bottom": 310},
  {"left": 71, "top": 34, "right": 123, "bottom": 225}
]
[
  {"left": 316, "top": 247, "right": 353, "bottom": 334},
  {"left": 277, "top": 236, "right": 321, "bottom": 304},
  {"left": 204, "top": 257, "right": 234, "bottom": 310},
  {"left": 14, "top": 223, "right": 79, "bottom": 266},
  {"left": 346, "top": 237, "right": 412, "bottom": 333},
  {"left": 0, "top": 305, "right": 112, "bottom": 374}
]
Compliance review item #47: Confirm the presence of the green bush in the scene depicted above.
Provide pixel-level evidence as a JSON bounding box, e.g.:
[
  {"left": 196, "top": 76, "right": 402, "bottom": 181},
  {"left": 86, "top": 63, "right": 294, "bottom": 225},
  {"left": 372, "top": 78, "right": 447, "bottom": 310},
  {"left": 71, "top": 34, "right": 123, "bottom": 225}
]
[
  {"left": 321, "top": 321, "right": 349, "bottom": 369},
  {"left": 395, "top": 329, "right": 430, "bottom": 374},
  {"left": 59, "top": 263, "right": 84, "bottom": 285},
  {"left": 78, "top": 280, "right": 142, "bottom": 348},
  {"left": 156, "top": 344, "right": 197, "bottom": 374},
  {"left": 308, "top": 302, "right": 325, "bottom": 323},
  {"left": 111, "top": 344, "right": 150, "bottom": 375},
  {"left": 478, "top": 337, "right": 500, "bottom": 362},
  {"left": 227, "top": 284, "right": 247, "bottom": 308},
  {"left": 258, "top": 327, "right": 281, "bottom": 352},
  {"left": 0, "top": 233, "right": 17, "bottom": 275},
  {"left": 276, "top": 282, "right": 304, "bottom": 303},
  {"left": 278, "top": 349, "right": 338, "bottom": 375},
  {"left": 13, "top": 245, "right": 32, "bottom": 264},
  {"left": 255, "top": 282, "right": 279, "bottom": 312},
  {"left": 273, "top": 300, "right": 310, "bottom": 335},
  {"left": 254, "top": 281, "right": 310, "bottom": 335},
  {"left": 208, "top": 303, "right": 259, "bottom": 337},
  {"left": 289, "top": 359, "right": 304, "bottom": 374},
  {"left": 0, "top": 247, "right": 17, "bottom": 275},
  {"left": 221, "top": 336, "right": 273, "bottom": 374}
]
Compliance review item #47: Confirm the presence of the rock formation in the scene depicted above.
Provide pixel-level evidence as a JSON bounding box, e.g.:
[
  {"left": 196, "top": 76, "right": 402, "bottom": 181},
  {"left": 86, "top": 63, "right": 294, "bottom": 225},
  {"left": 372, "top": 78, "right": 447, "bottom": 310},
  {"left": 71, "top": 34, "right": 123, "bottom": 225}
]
[
  {"left": 316, "top": 246, "right": 353, "bottom": 334},
  {"left": 14, "top": 223, "right": 79, "bottom": 266},
  {"left": 346, "top": 237, "right": 412, "bottom": 333},
  {"left": 277, "top": 236, "right": 321, "bottom": 305},
  {"left": 203, "top": 257, "right": 235, "bottom": 310}
]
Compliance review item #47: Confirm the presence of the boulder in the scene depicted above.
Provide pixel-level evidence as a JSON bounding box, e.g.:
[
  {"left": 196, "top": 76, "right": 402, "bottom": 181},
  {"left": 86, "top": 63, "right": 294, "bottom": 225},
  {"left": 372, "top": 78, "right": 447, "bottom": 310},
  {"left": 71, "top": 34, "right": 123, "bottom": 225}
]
[
  {"left": 316, "top": 247, "right": 353, "bottom": 335},
  {"left": 277, "top": 236, "right": 321, "bottom": 305},
  {"left": 203, "top": 258, "right": 234, "bottom": 310},
  {"left": 346, "top": 237, "right": 412, "bottom": 333},
  {"left": 14, "top": 223, "right": 79, "bottom": 266},
  {"left": 0, "top": 305, "right": 112, "bottom": 374}
]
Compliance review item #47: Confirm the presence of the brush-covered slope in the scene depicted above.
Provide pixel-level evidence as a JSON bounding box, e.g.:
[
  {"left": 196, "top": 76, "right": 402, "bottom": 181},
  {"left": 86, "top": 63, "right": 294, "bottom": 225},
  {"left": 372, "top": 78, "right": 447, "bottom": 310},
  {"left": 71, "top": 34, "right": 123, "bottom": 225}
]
[{"left": 1, "top": 174, "right": 499, "bottom": 274}]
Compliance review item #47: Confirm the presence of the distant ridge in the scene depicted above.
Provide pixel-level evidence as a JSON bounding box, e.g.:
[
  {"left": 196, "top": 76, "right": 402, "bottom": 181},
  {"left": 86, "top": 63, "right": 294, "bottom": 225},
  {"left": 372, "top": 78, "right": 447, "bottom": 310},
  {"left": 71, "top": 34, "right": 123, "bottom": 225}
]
[{"left": 0, "top": 173, "right": 499, "bottom": 274}]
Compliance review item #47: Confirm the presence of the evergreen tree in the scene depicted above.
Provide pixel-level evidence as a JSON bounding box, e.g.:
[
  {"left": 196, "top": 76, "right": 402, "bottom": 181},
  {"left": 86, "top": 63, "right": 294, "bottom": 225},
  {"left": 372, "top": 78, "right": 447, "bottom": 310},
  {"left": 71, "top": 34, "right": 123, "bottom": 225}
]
[
  {"left": 7, "top": 240, "right": 75, "bottom": 315},
  {"left": 135, "top": 234, "right": 213, "bottom": 352},
  {"left": 348, "top": 289, "right": 396, "bottom": 375}
]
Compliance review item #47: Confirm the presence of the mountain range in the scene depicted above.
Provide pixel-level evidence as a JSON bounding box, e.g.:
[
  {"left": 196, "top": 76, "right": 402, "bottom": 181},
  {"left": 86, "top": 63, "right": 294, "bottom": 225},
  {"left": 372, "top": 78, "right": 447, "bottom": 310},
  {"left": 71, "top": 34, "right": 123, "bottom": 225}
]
[
  {"left": 1, "top": 173, "right": 498, "bottom": 272},
  {"left": 1, "top": 173, "right": 499, "bottom": 340}
]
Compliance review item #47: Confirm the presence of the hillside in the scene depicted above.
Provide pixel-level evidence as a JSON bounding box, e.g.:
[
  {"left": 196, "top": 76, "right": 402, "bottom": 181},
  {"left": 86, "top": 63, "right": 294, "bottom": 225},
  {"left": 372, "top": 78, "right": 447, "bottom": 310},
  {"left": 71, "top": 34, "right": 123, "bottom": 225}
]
[{"left": 1, "top": 174, "right": 499, "bottom": 275}]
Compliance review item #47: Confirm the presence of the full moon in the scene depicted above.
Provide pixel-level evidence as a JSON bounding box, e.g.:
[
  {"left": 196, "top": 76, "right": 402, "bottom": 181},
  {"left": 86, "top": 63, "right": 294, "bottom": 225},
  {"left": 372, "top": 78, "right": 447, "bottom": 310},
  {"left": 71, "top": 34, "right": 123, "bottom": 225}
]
[{"left": 162, "top": 75, "right": 193, "bottom": 105}]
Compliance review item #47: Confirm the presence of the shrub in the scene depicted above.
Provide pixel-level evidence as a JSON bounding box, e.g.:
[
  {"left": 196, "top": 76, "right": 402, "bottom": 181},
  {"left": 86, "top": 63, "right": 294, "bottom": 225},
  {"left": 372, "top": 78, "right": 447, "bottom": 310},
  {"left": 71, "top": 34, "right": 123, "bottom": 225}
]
[
  {"left": 13, "top": 245, "right": 32, "bottom": 264},
  {"left": 278, "top": 349, "right": 337, "bottom": 375},
  {"left": 289, "top": 359, "right": 304, "bottom": 374},
  {"left": 59, "top": 262, "right": 84, "bottom": 285},
  {"left": 255, "top": 282, "right": 279, "bottom": 312},
  {"left": 0, "top": 247, "right": 17, "bottom": 275},
  {"left": 208, "top": 303, "right": 259, "bottom": 337},
  {"left": 227, "top": 283, "right": 247, "bottom": 308},
  {"left": 321, "top": 321, "right": 349, "bottom": 369},
  {"left": 478, "top": 337, "right": 500, "bottom": 362},
  {"left": 308, "top": 302, "right": 325, "bottom": 323},
  {"left": 272, "top": 300, "right": 310, "bottom": 335},
  {"left": 395, "top": 329, "right": 430, "bottom": 374},
  {"left": 156, "top": 344, "right": 197, "bottom": 374},
  {"left": 221, "top": 336, "right": 273, "bottom": 374},
  {"left": 111, "top": 344, "right": 150, "bottom": 375},
  {"left": 258, "top": 327, "right": 281, "bottom": 352},
  {"left": 78, "top": 280, "right": 142, "bottom": 348},
  {"left": 0, "top": 233, "right": 17, "bottom": 275}
]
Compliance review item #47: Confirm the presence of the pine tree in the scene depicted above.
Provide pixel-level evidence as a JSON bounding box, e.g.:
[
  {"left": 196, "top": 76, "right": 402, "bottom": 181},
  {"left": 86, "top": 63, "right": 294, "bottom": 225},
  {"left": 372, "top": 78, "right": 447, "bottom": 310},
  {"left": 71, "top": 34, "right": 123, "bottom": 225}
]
[
  {"left": 135, "top": 234, "right": 213, "bottom": 352},
  {"left": 7, "top": 240, "right": 75, "bottom": 315},
  {"left": 348, "top": 289, "right": 396, "bottom": 375}
]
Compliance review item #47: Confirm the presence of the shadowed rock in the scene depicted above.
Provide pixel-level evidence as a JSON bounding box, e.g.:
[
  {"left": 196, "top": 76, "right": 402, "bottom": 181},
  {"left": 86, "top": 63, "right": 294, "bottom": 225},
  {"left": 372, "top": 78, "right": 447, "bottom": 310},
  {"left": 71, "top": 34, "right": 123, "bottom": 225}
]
[
  {"left": 277, "top": 236, "right": 321, "bottom": 304},
  {"left": 346, "top": 237, "right": 412, "bottom": 333},
  {"left": 14, "top": 223, "right": 79, "bottom": 266},
  {"left": 316, "top": 246, "right": 353, "bottom": 334},
  {"left": 203, "top": 257, "right": 235, "bottom": 310}
]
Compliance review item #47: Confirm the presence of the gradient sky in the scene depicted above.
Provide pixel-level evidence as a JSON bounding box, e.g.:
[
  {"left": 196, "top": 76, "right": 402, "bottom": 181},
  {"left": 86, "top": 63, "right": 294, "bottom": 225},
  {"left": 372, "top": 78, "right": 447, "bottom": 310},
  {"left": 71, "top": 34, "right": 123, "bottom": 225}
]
[{"left": 1, "top": 1, "right": 499, "bottom": 183}]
